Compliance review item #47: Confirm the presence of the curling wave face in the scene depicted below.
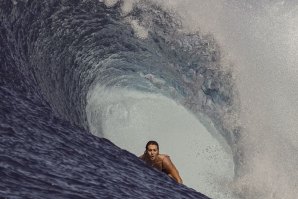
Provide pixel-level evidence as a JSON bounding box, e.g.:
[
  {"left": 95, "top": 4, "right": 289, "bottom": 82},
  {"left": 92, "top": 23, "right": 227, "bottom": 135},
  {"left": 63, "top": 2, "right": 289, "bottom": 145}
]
[{"left": 0, "top": 0, "right": 241, "bottom": 198}]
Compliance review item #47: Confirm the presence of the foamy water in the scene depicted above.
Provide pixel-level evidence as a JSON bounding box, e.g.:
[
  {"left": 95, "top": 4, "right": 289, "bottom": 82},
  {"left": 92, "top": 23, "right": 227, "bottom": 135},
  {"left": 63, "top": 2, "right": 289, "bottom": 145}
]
[{"left": 163, "top": 0, "right": 298, "bottom": 198}]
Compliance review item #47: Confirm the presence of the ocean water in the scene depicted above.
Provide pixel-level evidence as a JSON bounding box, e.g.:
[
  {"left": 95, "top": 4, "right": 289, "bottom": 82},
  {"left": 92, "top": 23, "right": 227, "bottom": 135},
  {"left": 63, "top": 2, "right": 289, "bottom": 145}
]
[{"left": 1, "top": 0, "right": 297, "bottom": 198}]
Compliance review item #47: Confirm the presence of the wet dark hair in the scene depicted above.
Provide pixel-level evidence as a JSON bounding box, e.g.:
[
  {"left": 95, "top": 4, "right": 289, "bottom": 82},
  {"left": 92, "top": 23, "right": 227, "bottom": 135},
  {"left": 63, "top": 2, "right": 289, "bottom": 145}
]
[{"left": 145, "top": 140, "right": 159, "bottom": 150}]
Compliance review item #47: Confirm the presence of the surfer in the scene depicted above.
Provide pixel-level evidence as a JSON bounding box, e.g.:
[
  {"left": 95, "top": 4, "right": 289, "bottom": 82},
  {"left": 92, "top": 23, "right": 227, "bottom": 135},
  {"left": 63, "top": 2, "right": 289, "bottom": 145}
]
[{"left": 139, "top": 141, "right": 183, "bottom": 184}]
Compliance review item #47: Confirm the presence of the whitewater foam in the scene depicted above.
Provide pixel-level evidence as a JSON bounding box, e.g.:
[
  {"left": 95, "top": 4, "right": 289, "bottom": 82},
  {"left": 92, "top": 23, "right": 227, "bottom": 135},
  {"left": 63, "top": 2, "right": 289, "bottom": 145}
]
[{"left": 159, "top": 0, "right": 298, "bottom": 198}]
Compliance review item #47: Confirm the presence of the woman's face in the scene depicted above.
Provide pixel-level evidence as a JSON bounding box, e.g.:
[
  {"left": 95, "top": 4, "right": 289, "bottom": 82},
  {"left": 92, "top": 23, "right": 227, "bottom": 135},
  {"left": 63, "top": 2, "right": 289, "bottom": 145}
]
[{"left": 146, "top": 144, "right": 159, "bottom": 161}]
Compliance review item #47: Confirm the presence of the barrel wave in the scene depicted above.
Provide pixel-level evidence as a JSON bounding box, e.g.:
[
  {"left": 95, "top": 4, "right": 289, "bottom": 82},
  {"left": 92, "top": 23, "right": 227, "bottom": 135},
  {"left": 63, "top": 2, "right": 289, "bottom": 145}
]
[{"left": 2, "top": 0, "right": 297, "bottom": 199}]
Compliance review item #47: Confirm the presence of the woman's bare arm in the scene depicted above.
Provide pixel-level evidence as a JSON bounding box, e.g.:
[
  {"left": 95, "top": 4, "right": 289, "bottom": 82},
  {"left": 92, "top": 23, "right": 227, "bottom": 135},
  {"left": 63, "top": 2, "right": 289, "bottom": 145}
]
[{"left": 162, "top": 156, "right": 183, "bottom": 184}]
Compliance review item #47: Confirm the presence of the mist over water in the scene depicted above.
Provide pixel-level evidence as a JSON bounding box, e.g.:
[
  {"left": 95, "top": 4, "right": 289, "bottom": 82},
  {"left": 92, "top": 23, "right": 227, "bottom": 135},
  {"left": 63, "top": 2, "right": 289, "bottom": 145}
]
[{"left": 159, "top": 0, "right": 298, "bottom": 198}]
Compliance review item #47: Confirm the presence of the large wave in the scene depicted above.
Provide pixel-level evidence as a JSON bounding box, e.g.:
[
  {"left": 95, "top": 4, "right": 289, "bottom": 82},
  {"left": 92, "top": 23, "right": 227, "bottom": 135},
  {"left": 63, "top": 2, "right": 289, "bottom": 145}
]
[{"left": 1, "top": 0, "right": 297, "bottom": 198}]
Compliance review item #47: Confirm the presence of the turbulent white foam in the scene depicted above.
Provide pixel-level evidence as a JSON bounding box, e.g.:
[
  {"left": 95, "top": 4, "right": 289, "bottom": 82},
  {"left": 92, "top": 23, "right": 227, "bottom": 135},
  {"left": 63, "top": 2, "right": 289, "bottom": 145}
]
[
  {"left": 128, "top": 19, "right": 148, "bottom": 39},
  {"left": 102, "top": 0, "right": 119, "bottom": 7},
  {"left": 121, "top": 0, "right": 139, "bottom": 15},
  {"left": 86, "top": 85, "right": 235, "bottom": 199},
  {"left": 102, "top": 0, "right": 148, "bottom": 39},
  {"left": 156, "top": 0, "right": 298, "bottom": 198}
]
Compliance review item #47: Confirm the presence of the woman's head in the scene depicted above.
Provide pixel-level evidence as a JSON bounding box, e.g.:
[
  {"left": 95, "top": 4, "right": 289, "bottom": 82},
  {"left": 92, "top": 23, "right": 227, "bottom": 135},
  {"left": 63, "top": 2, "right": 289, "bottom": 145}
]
[{"left": 145, "top": 141, "right": 159, "bottom": 161}]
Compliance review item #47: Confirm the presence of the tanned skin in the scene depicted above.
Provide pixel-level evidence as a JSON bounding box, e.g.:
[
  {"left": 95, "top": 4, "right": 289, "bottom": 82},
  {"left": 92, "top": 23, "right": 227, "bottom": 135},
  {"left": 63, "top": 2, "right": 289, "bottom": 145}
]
[{"left": 140, "top": 144, "right": 183, "bottom": 184}]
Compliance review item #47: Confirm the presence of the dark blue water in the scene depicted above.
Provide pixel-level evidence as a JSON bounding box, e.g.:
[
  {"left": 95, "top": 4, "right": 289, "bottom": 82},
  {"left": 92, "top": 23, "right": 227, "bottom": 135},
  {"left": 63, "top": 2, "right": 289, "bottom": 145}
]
[{"left": 0, "top": 0, "right": 238, "bottom": 198}]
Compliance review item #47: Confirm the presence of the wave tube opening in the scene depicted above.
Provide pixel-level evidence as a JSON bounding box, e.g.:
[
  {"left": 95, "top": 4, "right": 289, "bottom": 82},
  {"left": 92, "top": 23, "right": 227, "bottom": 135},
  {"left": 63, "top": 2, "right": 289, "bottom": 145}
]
[{"left": 86, "top": 85, "right": 234, "bottom": 198}]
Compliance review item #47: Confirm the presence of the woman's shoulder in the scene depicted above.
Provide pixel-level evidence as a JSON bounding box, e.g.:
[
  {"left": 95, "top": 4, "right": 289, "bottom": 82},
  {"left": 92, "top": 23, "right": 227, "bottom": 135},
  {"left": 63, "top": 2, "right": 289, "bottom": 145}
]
[{"left": 158, "top": 154, "right": 170, "bottom": 160}]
